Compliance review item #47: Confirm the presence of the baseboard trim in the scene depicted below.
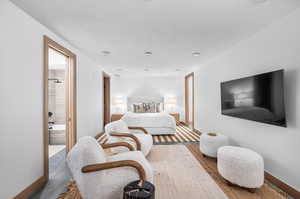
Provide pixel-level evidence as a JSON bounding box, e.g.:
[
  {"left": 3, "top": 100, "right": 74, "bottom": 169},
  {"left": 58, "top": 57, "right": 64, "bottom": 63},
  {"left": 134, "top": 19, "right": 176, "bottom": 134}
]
[
  {"left": 265, "top": 172, "right": 300, "bottom": 199},
  {"left": 13, "top": 176, "right": 47, "bottom": 199}
]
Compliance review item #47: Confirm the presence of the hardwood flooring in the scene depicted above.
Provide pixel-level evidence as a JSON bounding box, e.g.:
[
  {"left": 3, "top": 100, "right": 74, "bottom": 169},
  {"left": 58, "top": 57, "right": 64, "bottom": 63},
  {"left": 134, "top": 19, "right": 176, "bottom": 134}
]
[{"left": 186, "top": 144, "right": 288, "bottom": 199}]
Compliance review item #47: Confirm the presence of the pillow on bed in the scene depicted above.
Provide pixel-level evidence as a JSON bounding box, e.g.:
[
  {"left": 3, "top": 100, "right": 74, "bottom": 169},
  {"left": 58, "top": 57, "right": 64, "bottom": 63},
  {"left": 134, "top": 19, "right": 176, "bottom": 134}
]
[
  {"left": 155, "top": 102, "right": 163, "bottom": 112},
  {"left": 132, "top": 103, "right": 144, "bottom": 113},
  {"left": 144, "top": 102, "right": 156, "bottom": 113},
  {"left": 132, "top": 102, "right": 163, "bottom": 113},
  {"left": 133, "top": 103, "right": 153, "bottom": 113},
  {"left": 144, "top": 102, "right": 163, "bottom": 113}
]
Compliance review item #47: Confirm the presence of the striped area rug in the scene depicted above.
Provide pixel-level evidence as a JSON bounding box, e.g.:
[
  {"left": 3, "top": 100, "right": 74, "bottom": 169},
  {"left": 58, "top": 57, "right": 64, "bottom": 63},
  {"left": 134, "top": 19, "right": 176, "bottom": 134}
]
[
  {"left": 97, "top": 123, "right": 200, "bottom": 145},
  {"left": 152, "top": 123, "right": 200, "bottom": 144}
]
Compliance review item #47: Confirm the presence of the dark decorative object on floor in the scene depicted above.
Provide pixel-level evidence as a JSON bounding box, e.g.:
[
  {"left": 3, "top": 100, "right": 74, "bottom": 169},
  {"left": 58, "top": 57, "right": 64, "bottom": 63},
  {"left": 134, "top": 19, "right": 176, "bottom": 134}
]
[{"left": 123, "top": 180, "right": 155, "bottom": 199}]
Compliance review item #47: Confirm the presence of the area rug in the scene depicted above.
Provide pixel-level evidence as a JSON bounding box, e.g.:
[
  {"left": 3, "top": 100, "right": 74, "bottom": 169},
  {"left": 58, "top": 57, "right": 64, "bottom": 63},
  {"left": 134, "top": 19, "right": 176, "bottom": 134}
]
[
  {"left": 148, "top": 145, "right": 229, "bottom": 199},
  {"left": 59, "top": 145, "right": 228, "bottom": 199},
  {"left": 97, "top": 123, "right": 200, "bottom": 145},
  {"left": 57, "top": 181, "right": 81, "bottom": 199},
  {"left": 152, "top": 123, "right": 200, "bottom": 144},
  {"left": 59, "top": 144, "right": 288, "bottom": 199}
]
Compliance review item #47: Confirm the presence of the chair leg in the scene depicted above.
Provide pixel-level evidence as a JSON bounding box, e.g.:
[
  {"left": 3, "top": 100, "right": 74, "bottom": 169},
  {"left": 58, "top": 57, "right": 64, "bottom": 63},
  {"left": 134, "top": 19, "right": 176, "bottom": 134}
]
[
  {"left": 225, "top": 180, "right": 234, "bottom": 186},
  {"left": 225, "top": 179, "right": 256, "bottom": 193},
  {"left": 246, "top": 188, "right": 256, "bottom": 193}
]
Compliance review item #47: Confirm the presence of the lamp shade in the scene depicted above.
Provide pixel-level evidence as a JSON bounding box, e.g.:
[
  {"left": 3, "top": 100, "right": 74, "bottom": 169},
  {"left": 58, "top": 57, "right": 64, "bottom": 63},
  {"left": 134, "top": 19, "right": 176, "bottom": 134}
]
[
  {"left": 112, "top": 97, "right": 124, "bottom": 105},
  {"left": 166, "top": 97, "right": 177, "bottom": 104}
]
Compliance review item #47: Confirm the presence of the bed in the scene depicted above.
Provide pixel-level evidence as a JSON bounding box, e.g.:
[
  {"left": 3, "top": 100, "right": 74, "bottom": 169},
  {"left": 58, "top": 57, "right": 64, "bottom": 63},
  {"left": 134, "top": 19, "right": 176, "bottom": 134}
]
[{"left": 121, "top": 97, "right": 176, "bottom": 135}]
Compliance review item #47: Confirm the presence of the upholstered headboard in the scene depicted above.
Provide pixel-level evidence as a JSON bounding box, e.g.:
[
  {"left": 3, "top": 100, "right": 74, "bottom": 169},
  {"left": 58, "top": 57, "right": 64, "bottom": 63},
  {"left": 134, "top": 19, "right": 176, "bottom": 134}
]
[{"left": 127, "top": 97, "right": 164, "bottom": 111}]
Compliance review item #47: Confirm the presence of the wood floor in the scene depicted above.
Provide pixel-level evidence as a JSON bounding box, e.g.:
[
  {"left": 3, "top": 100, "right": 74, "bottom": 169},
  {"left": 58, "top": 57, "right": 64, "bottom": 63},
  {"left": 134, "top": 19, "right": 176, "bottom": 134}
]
[{"left": 186, "top": 144, "right": 288, "bottom": 199}]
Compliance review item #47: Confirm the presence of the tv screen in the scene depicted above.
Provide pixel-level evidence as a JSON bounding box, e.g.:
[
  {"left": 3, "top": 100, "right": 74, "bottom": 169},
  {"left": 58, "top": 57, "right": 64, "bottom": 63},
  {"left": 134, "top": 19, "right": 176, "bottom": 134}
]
[{"left": 221, "top": 70, "right": 286, "bottom": 127}]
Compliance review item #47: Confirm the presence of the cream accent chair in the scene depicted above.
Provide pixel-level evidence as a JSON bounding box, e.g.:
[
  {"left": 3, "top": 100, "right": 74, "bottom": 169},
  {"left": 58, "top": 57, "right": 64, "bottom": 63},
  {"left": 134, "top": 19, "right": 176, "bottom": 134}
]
[
  {"left": 104, "top": 120, "right": 153, "bottom": 156},
  {"left": 67, "top": 136, "right": 153, "bottom": 199}
]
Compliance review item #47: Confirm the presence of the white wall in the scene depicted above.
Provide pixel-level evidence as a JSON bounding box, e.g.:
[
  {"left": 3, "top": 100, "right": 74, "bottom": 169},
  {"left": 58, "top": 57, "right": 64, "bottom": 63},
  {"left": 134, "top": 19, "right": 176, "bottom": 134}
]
[
  {"left": 111, "top": 76, "right": 185, "bottom": 120},
  {"left": 0, "top": 1, "right": 103, "bottom": 198},
  {"left": 194, "top": 8, "right": 300, "bottom": 190},
  {"left": 77, "top": 59, "right": 103, "bottom": 138}
]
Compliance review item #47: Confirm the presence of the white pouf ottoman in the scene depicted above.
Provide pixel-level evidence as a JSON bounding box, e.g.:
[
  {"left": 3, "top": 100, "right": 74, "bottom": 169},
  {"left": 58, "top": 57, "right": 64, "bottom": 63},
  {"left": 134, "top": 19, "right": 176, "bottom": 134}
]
[
  {"left": 217, "top": 146, "right": 264, "bottom": 192},
  {"left": 200, "top": 133, "right": 229, "bottom": 158}
]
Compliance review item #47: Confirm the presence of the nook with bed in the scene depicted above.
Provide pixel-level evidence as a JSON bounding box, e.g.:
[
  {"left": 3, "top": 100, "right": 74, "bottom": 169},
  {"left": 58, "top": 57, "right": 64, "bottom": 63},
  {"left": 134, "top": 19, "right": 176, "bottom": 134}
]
[{"left": 120, "top": 97, "right": 176, "bottom": 135}]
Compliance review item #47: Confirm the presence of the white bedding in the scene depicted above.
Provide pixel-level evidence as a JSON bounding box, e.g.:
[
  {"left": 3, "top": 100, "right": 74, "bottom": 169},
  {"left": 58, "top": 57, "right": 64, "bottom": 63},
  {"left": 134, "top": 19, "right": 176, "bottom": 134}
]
[{"left": 121, "top": 112, "right": 176, "bottom": 135}]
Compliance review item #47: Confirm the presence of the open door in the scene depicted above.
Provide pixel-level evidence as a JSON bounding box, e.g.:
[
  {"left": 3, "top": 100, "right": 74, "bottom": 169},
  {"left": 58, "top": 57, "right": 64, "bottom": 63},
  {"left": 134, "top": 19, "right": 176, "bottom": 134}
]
[
  {"left": 103, "top": 72, "right": 111, "bottom": 126},
  {"left": 185, "top": 72, "right": 194, "bottom": 130},
  {"left": 43, "top": 36, "right": 77, "bottom": 181}
]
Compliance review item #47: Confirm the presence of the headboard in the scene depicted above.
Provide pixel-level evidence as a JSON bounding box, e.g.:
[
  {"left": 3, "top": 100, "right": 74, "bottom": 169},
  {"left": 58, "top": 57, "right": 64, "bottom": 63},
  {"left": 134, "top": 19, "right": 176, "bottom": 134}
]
[{"left": 127, "top": 96, "right": 164, "bottom": 111}]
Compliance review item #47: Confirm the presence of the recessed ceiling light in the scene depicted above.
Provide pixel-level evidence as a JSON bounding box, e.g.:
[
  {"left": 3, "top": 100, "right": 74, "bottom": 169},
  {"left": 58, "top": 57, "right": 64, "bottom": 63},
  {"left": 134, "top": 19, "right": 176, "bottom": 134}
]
[
  {"left": 101, "top": 50, "right": 110, "bottom": 55},
  {"left": 144, "top": 51, "right": 152, "bottom": 56},
  {"left": 192, "top": 52, "right": 200, "bottom": 57},
  {"left": 144, "top": 69, "right": 149, "bottom": 71},
  {"left": 251, "top": 0, "right": 268, "bottom": 5}
]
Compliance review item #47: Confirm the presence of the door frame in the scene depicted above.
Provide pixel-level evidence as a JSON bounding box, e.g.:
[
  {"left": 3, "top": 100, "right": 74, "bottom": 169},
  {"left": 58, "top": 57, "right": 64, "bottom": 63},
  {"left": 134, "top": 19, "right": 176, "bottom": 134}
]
[
  {"left": 185, "top": 72, "right": 194, "bottom": 130},
  {"left": 103, "top": 72, "right": 111, "bottom": 126},
  {"left": 43, "top": 36, "right": 77, "bottom": 181}
]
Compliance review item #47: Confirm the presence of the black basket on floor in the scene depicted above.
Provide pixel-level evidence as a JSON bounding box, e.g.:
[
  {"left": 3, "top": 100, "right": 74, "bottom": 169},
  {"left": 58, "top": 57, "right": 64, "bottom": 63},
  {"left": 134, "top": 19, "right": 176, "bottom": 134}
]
[{"left": 123, "top": 180, "right": 155, "bottom": 199}]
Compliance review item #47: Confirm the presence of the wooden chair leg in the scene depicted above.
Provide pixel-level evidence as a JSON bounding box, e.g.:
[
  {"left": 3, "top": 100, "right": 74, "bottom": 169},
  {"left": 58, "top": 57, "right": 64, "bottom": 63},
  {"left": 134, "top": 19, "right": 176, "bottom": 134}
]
[
  {"left": 225, "top": 179, "right": 256, "bottom": 193},
  {"left": 246, "top": 188, "right": 256, "bottom": 193},
  {"left": 225, "top": 180, "right": 234, "bottom": 186}
]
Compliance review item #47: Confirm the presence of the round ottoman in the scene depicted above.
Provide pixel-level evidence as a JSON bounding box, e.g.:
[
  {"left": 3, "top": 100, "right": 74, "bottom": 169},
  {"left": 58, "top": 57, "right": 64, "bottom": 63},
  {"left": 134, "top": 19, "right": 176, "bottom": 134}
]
[
  {"left": 200, "top": 133, "right": 229, "bottom": 158},
  {"left": 217, "top": 146, "right": 264, "bottom": 191}
]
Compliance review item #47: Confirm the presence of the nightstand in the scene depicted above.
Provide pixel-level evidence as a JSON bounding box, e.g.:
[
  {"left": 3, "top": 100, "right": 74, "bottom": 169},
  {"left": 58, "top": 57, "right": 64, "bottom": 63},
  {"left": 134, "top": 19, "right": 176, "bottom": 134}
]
[
  {"left": 111, "top": 114, "right": 124, "bottom": 122},
  {"left": 169, "top": 113, "right": 180, "bottom": 122}
]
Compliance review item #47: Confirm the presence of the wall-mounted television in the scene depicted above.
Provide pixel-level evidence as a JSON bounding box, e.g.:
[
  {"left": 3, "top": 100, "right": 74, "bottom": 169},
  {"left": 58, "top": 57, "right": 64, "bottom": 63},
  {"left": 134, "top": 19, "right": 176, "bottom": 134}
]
[{"left": 221, "top": 70, "right": 286, "bottom": 127}]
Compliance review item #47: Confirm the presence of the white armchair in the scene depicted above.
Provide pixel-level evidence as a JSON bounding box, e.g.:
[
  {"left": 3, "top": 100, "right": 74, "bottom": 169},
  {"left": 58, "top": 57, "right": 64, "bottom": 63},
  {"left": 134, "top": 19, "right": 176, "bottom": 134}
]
[
  {"left": 66, "top": 136, "right": 153, "bottom": 199},
  {"left": 104, "top": 120, "right": 153, "bottom": 156}
]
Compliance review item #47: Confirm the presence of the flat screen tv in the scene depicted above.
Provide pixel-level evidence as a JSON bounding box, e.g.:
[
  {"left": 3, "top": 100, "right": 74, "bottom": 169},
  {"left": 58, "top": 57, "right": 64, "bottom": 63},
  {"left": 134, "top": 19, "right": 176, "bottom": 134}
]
[{"left": 221, "top": 70, "right": 286, "bottom": 127}]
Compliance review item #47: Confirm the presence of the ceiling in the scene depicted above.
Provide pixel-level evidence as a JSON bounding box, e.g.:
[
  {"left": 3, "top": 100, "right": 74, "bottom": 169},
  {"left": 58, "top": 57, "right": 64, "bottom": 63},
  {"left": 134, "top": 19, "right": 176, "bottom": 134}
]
[{"left": 11, "top": 0, "right": 300, "bottom": 77}]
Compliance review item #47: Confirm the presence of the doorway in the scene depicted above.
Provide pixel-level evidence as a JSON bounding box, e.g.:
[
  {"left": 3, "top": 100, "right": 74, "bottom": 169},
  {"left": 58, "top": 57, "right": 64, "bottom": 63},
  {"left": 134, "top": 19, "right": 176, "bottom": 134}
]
[
  {"left": 103, "top": 72, "right": 111, "bottom": 126},
  {"left": 185, "top": 72, "right": 194, "bottom": 130},
  {"left": 43, "top": 36, "right": 77, "bottom": 180}
]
